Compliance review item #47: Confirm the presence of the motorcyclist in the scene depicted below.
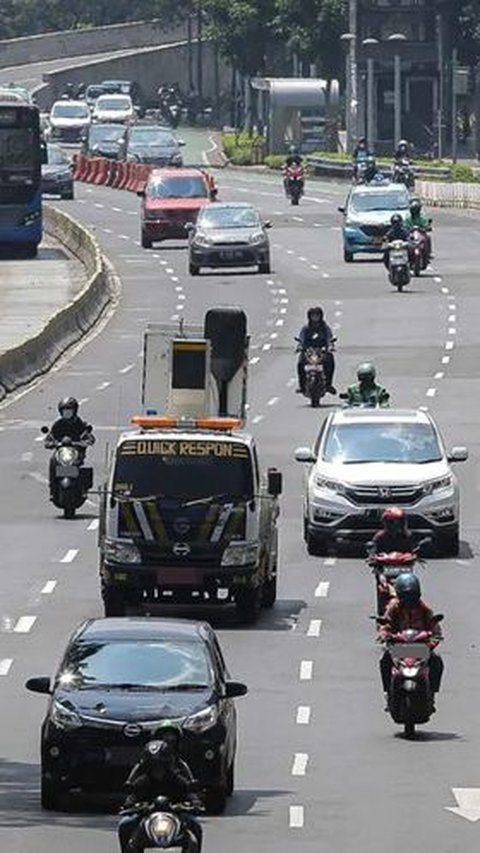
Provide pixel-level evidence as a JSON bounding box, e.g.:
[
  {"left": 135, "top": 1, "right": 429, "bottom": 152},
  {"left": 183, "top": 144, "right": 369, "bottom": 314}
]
[
  {"left": 343, "top": 363, "right": 390, "bottom": 407},
  {"left": 45, "top": 397, "right": 94, "bottom": 497},
  {"left": 118, "top": 722, "right": 203, "bottom": 853},
  {"left": 353, "top": 136, "right": 368, "bottom": 160},
  {"left": 369, "top": 507, "right": 416, "bottom": 555},
  {"left": 405, "top": 197, "right": 432, "bottom": 261},
  {"left": 296, "top": 306, "right": 336, "bottom": 395},
  {"left": 378, "top": 573, "right": 444, "bottom": 706},
  {"left": 394, "top": 138, "right": 411, "bottom": 163},
  {"left": 364, "top": 155, "right": 381, "bottom": 183},
  {"left": 283, "top": 145, "right": 304, "bottom": 195}
]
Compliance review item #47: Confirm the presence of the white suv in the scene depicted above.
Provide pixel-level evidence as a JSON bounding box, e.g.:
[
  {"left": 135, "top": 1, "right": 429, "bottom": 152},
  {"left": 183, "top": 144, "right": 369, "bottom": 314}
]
[{"left": 295, "top": 408, "right": 468, "bottom": 557}]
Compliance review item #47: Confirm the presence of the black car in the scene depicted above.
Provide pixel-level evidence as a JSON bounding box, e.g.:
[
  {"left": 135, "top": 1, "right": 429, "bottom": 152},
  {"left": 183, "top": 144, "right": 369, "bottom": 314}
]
[
  {"left": 82, "top": 122, "right": 126, "bottom": 160},
  {"left": 124, "top": 124, "right": 184, "bottom": 166},
  {"left": 41, "top": 143, "right": 74, "bottom": 199},
  {"left": 26, "top": 618, "right": 247, "bottom": 813}
]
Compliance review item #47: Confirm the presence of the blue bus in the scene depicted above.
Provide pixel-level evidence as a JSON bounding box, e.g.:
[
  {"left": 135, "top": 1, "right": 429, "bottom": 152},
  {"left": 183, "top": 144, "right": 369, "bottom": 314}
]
[{"left": 0, "top": 101, "right": 42, "bottom": 257}]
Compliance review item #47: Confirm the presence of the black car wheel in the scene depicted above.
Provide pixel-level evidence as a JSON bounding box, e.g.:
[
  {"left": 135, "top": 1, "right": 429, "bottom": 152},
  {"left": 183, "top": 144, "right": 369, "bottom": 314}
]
[
  {"left": 438, "top": 528, "right": 459, "bottom": 557},
  {"left": 61, "top": 187, "right": 74, "bottom": 200},
  {"left": 23, "top": 243, "right": 38, "bottom": 259},
  {"left": 189, "top": 262, "right": 200, "bottom": 276},
  {"left": 344, "top": 249, "right": 354, "bottom": 263},
  {"left": 258, "top": 259, "right": 271, "bottom": 274},
  {"left": 261, "top": 573, "right": 277, "bottom": 608},
  {"left": 205, "top": 779, "right": 228, "bottom": 814},
  {"left": 41, "top": 774, "right": 61, "bottom": 811},
  {"left": 227, "top": 760, "right": 235, "bottom": 796},
  {"left": 141, "top": 232, "right": 153, "bottom": 249},
  {"left": 235, "top": 586, "right": 261, "bottom": 624},
  {"left": 306, "top": 530, "right": 327, "bottom": 557},
  {"left": 102, "top": 584, "right": 127, "bottom": 617}
]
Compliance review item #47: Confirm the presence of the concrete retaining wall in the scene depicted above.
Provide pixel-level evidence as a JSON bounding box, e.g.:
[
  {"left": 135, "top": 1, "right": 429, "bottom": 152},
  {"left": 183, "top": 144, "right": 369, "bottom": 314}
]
[
  {"left": 0, "top": 19, "right": 186, "bottom": 69},
  {"left": 0, "top": 206, "right": 119, "bottom": 400}
]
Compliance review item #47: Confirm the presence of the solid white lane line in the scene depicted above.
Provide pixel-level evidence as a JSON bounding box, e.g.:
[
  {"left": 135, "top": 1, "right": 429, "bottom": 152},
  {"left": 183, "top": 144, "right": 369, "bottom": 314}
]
[
  {"left": 445, "top": 341, "right": 454, "bottom": 350},
  {"left": 252, "top": 415, "right": 264, "bottom": 424},
  {"left": 300, "top": 660, "right": 313, "bottom": 680},
  {"left": 426, "top": 388, "right": 436, "bottom": 397},
  {"left": 289, "top": 806, "right": 305, "bottom": 828},
  {"left": 434, "top": 372, "right": 444, "bottom": 380},
  {"left": 291, "top": 753, "right": 309, "bottom": 776},
  {"left": 60, "top": 549, "right": 78, "bottom": 564},
  {"left": 96, "top": 381, "right": 111, "bottom": 390},
  {"left": 41, "top": 580, "right": 57, "bottom": 595},
  {"left": 307, "top": 619, "right": 322, "bottom": 637},
  {"left": 442, "top": 355, "right": 450, "bottom": 364},
  {"left": 324, "top": 557, "right": 337, "bottom": 567},
  {"left": 267, "top": 397, "right": 279, "bottom": 406},
  {"left": 0, "top": 659, "right": 13, "bottom": 676},
  {"left": 88, "top": 519, "right": 99, "bottom": 531},
  {"left": 119, "top": 364, "right": 135, "bottom": 374},
  {"left": 315, "top": 581, "right": 330, "bottom": 598},
  {"left": 14, "top": 616, "right": 36, "bottom": 633},
  {"left": 296, "top": 705, "right": 311, "bottom": 725}
]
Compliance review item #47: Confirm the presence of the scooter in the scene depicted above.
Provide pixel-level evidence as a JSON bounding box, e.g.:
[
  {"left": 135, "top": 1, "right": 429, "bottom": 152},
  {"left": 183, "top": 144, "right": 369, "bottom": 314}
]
[
  {"left": 118, "top": 796, "right": 201, "bottom": 852},
  {"left": 296, "top": 334, "right": 336, "bottom": 408},
  {"left": 284, "top": 164, "right": 305, "bottom": 205},
  {"left": 385, "top": 239, "right": 411, "bottom": 291},
  {"left": 409, "top": 226, "right": 431, "bottom": 276},
  {"left": 42, "top": 425, "right": 94, "bottom": 519},
  {"left": 382, "top": 619, "right": 443, "bottom": 738},
  {"left": 392, "top": 159, "right": 415, "bottom": 189},
  {"left": 368, "top": 546, "right": 426, "bottom": 616},
  {"left": 339, "top": 390, "right": 390, "bottom": 409}
]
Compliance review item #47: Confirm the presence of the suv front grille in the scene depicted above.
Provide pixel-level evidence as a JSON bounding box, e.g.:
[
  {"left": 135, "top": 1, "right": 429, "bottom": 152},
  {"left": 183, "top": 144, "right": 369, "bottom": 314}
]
[
  {"left": 345, "top": 484, "right": 423, "bottom": 505},
  {"left": 359, "top": 224, "right": 388, "bottom": 237}
]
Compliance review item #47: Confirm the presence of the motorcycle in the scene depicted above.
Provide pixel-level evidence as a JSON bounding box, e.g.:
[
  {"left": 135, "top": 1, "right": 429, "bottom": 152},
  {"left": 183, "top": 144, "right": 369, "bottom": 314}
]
[
  {"left": 353, "top": 153, "right": 368, "bottom": 183},
  {"left": 381, "top": 618, "right": 443, "bottom": 738},
  {"left": 409, "top": 227, "right": 430, "bottom": 276},
  {"left": 119, "top": 796, "right": 201, "bottom": 853},
  {"left": 296, "top": 334, "right": 335, "bottom": 408},
  {"left": 385, "top": 239, "right": 411, "bottom": 291},
  {"left": 368, "top": 543, "right": 428, "bottom": 616},
  {"left": 42, "top": 425, "right": 94, "bottom": 519},
  {"left": 392, "top": 159, "right": 415, "bottom": 190},
  {"left": 284, "top": 164, "right": 305, "bottom": 205}
]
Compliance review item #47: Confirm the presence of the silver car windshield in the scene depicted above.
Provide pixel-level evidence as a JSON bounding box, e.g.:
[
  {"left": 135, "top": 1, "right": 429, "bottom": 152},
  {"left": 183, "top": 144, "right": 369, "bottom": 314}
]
[
  {"left": 322, "top": 422, "right": 443, "bottom": 464},
  {"left": 200, "top": 207, "right": 261, "bottom": 229}
]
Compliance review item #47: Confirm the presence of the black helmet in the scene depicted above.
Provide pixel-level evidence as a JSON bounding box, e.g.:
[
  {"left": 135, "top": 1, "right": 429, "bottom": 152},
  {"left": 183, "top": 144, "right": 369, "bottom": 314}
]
[
  {"left": 307, "top": 306, "right": 324, "bottom": 324},
  {"left": 409, "top": 197, "right": 422, "bottom": 215},
  {"left": 58, "top": 396, "right": 78, "bottom": 416},
  {"left": 390, "top": 214, "right": 402, "bottom": 226},
  {"left": 395, "top": 573, "right": 421, "bottom": 607},
  {"left": 358, "top": 136, "right": 366, "bottom": 145},
  {"left": 357, "top": 362, "right": 376, "bottom": 382}
]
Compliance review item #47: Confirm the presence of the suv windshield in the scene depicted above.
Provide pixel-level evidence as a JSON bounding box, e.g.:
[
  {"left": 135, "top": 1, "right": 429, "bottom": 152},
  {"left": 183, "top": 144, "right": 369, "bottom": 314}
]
[
  {"left": 113, "top": 438, "right": 254, "bottom": 500},
  {"left": 52, "top": 103, "right": 89, "bottom": 119},
  {"left": 200, "top": 206, "right": 260, "bottom": 229},
  {"left": 88, "top": 124, "right": 124, "bottom": 144},
  {"left": 322, "top": 422, "right": 442, "bottom": 464},
  {"left": 147, "top": 176, "right": 207, "bottom": 199},
  {"left": 58, "top": 639, "right": 212, "bottom": 690},
  {"left": 350, "top": 191, "right": 409, "bottom": 213}
]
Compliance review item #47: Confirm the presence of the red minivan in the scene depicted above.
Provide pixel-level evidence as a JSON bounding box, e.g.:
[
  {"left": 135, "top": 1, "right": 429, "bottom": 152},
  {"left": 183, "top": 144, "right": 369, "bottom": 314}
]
[{"left": 139, "top": 167, "right": 217, "bottom": 248}]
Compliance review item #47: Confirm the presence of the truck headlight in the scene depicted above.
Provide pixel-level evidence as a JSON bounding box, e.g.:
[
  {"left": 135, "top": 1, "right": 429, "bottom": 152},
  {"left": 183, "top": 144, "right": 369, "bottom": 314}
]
[
  {"left": 105, "top": 539, "right": 141, "bottom": 564},
  {"left": 221, "top": 541, "right": 259, "bottom": 567},
  {"left": 145, "top": 813, "right": 180, "bottom": 845},
  {"left": 51, "top": 700, "right": 82, "bottom": 730},
  {"left": 422, "top": 475, "right": 453, "bottom": 495},
  {"left": 183, "top": 704, "right": 218, "bottom": 733}
]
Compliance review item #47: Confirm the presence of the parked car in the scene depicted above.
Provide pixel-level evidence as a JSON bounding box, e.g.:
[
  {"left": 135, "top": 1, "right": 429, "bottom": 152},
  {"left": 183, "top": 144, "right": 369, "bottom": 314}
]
[
  {"left": 26, "top": 617, "right": 247, "bottom": 813},
  {"left": 125, "top": 125, "right": 184, "bottom": 166},
  {"left": 41, "top": 143, "right": 74, "bottom": 199},
  {"left": 46, "top": 99, "right": 91, "bottom": 143},
  {"left": 188, "top": 202, "right": 272, "bottom": 276},
  {"left": 92, "top": 94, "right": 135, "bottom": 125},
  {"left": 339, "top": 183, "right": 410, "bottom": 262},
  {"left": 295, "top": 407, "right": 468, "bottom": 556},
  {"left": 82, "top": 122, "right": 126, "bottom": 159},
  {"left": 140, "top": 167, "right": 216, "bottom": 248}
]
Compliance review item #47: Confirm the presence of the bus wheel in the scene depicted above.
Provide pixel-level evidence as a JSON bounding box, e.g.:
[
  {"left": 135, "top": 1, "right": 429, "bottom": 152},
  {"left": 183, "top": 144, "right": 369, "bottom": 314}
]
[{"left": 24, "top": 243, "right": 38, "bottom": 259}]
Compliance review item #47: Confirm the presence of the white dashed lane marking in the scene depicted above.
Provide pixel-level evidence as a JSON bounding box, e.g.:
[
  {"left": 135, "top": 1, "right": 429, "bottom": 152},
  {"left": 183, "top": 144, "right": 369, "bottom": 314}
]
[
  {"left": 291, "top": 753, "right": 309, "bottom": 776},
  {"left": 41, "top": 580, "right": 57, "bottom": 595},
  {"left": 88, "top": 519, "right": 99, "bottom": 531},
  {"left": 119, "top": 364, "right": 135, "bottom": 374},
  {"left": 296, "top": 705, "right": 311, "bottom": 725},
  {"left": 307, "top": 619, "right": 322, "bottom": 637},
  {"left": 300, "top": 660, "right": 313, "bottom": 680},
  {"left": 426, "top": 388, "right": 437, "bottom": 398},
  {"left": 14, "top": 616, "right": 36, "bottom": 633},
  {"left": 0, "top": 659, "right": 13, "bottom": 675},
  {"left": 252, "top": 415, "right": 264, "bottom": 424},
  {"left": 289, "top": 806, "right": 305, "bottom": 828},
  {"left": 96, "top": 381, "right": 111, "bottom": 391},
  {"left": 60, "top": 549, "right": 78, "bottom": 564},
  {"left": 314, "top": 581, "right": 330, "bottom": 598}
]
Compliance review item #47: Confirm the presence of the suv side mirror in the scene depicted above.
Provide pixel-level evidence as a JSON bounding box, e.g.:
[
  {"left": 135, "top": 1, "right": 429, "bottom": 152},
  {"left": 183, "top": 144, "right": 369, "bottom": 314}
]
[
  {"left": 137, "top": 190, "right": 145, "bottom": 198},
  {"left": 25, "top": 676, "right": 51, "bottom": 694},
  {"left": 447, "top": 446, "right": 468, "bottom": 462},
  {"left": 294, "top": 446, "right": 316, "bottom": 463},
  {"left": 338, "top": 206, "right": 346, "bottom": 214},
  {"left": 264, "top": 220, "right": 272, "bottom": 229},
  {"left": 225, "top": 681, "right": 248, "bottom": 698},
  {"left": 185, "top": 222, "right": 195, "bottom": 233},
  {"left": 267, "top": 468, "right": 282, "bottom": 497}
]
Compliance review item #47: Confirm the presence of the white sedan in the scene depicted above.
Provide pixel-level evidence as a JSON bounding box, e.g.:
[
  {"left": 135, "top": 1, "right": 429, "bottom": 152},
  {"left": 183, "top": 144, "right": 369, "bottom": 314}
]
[{"left": 92, "top": 94, "right": 135, "bottom": 125}]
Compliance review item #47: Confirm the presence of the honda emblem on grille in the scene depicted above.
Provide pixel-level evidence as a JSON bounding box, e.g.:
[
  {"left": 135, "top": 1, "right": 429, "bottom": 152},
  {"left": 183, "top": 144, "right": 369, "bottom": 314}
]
[
  {"left": 379, "top": 488, "right": 392, "bottom": 498},
  {"left": 123, "top": 723, "right": 142, "bottom": 738},
  {"left": 173, "top": 542, "right": 191, "bottom": 557}
]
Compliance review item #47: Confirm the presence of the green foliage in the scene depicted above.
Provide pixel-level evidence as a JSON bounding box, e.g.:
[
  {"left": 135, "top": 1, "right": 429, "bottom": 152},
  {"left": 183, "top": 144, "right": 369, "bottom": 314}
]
[
  {"left": 264, "top": 154, "right": 285, "bottom": 169},
  {"left": 202, "top": 0, "right": 277, "bottom": 76},
  {"left": 450, "top": 163, "right": 480, "bottom": 182},
  {"left": 222, "top": 131, "right": 265, "bottom": 164},
  {"left": 273, "top": 0, "right": 348, "bottom": 80}
]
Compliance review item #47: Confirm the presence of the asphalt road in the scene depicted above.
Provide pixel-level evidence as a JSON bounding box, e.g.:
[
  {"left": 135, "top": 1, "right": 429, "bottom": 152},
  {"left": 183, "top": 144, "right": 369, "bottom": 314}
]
[{"left": 1, "top": 146, "right": 480, "bottom": 853}]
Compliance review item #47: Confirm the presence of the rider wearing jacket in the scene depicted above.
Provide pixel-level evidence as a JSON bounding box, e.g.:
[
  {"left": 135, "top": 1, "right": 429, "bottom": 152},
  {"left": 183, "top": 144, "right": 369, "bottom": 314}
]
[
  {"left": 370, "top": 508, "right": 416, "bottom": 555},
  {"left": 297, "top": 306, "right": 336, "bottom": 395},
  {"left": 345, "top": 363, "right": 390, "bottom": 407},
  {"left": 118, "top": 722, "right": 203, "bottom": 853},
  {"left": 378, "top": 573, "right": 444, "bottom": 701},
  {"left": 385, "top": 213, "right": 410, "bottom": 243},
  {"left": 404, "top": 197, "right": 432, "bottom": 261},
  {"left": 394, "top": 139, "right": 411, "bottom": 163},
  {"left": 45, "top": 397, "right": 94, "bottom": 498},
  {"left": 283, "top": 145, "right": 304, "bottom": 194}
]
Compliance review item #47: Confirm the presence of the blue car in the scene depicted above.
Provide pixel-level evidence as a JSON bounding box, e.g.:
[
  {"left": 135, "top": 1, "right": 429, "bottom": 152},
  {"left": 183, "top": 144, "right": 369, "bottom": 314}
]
[{"left": 339, "top": 183, "right": 410, "bottom": 262}]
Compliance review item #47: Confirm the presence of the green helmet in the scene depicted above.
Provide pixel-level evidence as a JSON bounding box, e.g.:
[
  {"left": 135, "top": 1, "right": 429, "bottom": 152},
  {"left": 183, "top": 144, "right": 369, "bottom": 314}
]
[
  {"left": 153, "top": 720, "right": 183, "bottom": 741},
  {"left": 357, "top": 362, "right": 376, "bottom": 382}
]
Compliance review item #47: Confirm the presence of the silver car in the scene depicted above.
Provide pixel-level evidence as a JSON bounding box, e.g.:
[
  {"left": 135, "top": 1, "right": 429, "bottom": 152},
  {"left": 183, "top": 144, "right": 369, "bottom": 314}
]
[{"left": 187, "top": 202, "right": 272, "bottom": 276}]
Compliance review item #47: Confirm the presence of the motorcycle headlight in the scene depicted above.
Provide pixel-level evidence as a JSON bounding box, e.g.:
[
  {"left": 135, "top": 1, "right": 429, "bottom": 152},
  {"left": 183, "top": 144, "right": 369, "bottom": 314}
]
[
  {"left": 402, "top": 666, "right": 421, "bottom": 678},
  {"left": 249, "top": 231, "right": 266, "bottom": 245},
  {"left": 193, "top": 233, "right": 212, "bottom": 247},
  {"left": 56, "top": 446, "right": 79, "bottom": 464},
  {"left": 51, "top": 699, "right": 82, "bottom": 730},
  {"left": 422, "top": 475, "right": 453, "bottom": 496},
  {"left": 314, "top": 477, "right": 346, "bottom": 495},
  {"left": 221, "top": 541, "right": 259, "bottom": 567},
  {"left": 104, "top": 538, "right": 141, "bottom": 564},
  {"left": 145, "top": 813, "right": 181, "bottom": 846},
  {"left": 183, "top": 704, "right": 218, "bottom": 734}
]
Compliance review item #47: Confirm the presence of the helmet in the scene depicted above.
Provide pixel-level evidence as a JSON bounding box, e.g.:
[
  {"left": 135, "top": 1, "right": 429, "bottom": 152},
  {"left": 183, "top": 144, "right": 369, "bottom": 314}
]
[
  {"left": 307, "top": 306, "right": 324, "bottom": 324},
  {"left": 382, "top": 506, "right": 407, "bottom": 535},
  {"left": 153, "top": 720, "right": 183, "bottom": 745},
  {"left": 144, "top": 739, "right": 175, "bottom": 776},
  {"left": 409, "top": 197, "right": 422, "bottom": 215},
  {"left": 366, "top": 154, "right": 376, "bottom": 165},
  {"left": 390, "top": 213, "right": 402, "bottom": 226},
  {"left": 397, "top": 139, "right": 408, "bottom": 149},
  {"left": 289, "top": 144, "right": 298, "bottom": 155},
  {"left": 58, "top": 396, "right": 78, "bottom": 418},
  {"left": 357, "top": 362, "right": 376, "bottom": 382},
  {"left": 395, "top": 572, "right": 421, "bottom": 607},
  {"left": 358, "top": 136, "right": 366, "bottom": 145}
]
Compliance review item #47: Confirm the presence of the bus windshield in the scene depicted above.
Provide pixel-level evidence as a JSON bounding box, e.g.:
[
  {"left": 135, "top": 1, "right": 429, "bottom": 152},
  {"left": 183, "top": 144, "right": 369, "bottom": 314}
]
[{"left": 0, "top": 105, "right": 40, "bottom": 178}]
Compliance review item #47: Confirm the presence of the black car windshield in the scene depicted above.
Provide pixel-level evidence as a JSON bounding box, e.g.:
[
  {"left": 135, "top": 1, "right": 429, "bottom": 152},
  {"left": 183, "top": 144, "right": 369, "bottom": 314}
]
[
  {"left": 97, "top": 97, "right": 131, "bottom": 111},
  {"left": 52, "top": 103, "right": 89, "bottom": 119},
  {"left": 113, "top": 438, "right": 253, "bottom": 501},
  {"left": 322, "top": 422, "right": 443, "bottom": 464},
  {"left": 147, "top": 176, "right": 207, "bottom": 199},
  {"left": 129, "top": 129, "right": 175, "bottom": 147},
  {"left": 47, "top": 144, "right": 68, "bottom": 165},
  {"left": 89, "top": 124, "right": 124, "bottom": 144},
  {"left": 350, "top": 191, "right": 409, "bottom": 213},
  {"left": 200, "top": 206, "right": 260, "bottom": 229},
  {"left": 58, "top": 639, "right": 213, "bottom": 690}
]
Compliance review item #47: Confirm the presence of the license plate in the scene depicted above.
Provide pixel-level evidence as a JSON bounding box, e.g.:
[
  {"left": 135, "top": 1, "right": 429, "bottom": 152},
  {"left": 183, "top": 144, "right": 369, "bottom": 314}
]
[
  {"left": 220, "top": 249, "right": 244, "bottom": 260},
  {"left": 391, "top": 255, "right": 407, "bottom": 266},
  {"left": 157, "top": 567, "right": 200, "bottom": 585},
  {"left": 55, "top": 465, "right": 78, "bottom": 477}
]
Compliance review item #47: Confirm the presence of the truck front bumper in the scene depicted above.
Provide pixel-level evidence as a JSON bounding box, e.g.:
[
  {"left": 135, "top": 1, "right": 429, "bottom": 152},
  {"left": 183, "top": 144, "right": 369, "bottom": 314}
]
[{"left": 102, "top": 561, "right": 259, "bottom": 603}]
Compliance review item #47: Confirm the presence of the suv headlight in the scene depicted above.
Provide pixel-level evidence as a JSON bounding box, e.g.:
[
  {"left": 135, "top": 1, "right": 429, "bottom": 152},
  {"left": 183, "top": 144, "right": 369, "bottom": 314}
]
[
  {"left": 105, "top": 538, "right": 141, "bottom": 564},
  {"left": 422, "top": 475, "right": 453, "bottom": 496},
  {"left": 314, "top": 476, "right": 346, "bottom": 495},
  {"left": 56, "top": 446, "right": 79, "bottom": 464},
  {"left": 249, "top": 231, "right": 266, "bottom": 245},
  {"left": 221, "top": 541, "right": 259, "bottom": 567},
  {"left": 51, "top": 699, "right": 82, "bottom": 730},
  {"left": 193, "top": 233, "right": 212, "bottom": 247},
  {"left": 183, "top": 704, "right": 218, "bottom": 733}
]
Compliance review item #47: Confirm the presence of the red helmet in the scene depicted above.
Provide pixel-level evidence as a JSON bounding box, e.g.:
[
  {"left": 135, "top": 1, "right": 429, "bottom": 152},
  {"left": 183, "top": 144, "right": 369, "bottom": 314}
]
[{"left": 383, "top": 507, "right": 405, "bottom": 521}]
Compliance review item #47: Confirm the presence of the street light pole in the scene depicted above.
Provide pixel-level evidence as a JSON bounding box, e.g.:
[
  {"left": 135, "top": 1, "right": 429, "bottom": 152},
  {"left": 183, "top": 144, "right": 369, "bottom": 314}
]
[
  {"left": 388, "top": 33, "right": 407, "bottom": 147},
  {"left": 341, "top": 32, "right": 356, "bottom": 153},
  {"left": 362, "top": 38, "right": 378, "bottom": 153}
]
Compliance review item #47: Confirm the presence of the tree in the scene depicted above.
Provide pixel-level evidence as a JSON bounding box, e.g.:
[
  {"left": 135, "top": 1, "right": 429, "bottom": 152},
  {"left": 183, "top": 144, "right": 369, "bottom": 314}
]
[
  {"left": 453, "top": 0, "right": 480, "bottom": 67},
  {"left": 201, "top": 0, "right": 278, "bottom": 76},
  {"left": 273, "top": 0, "right": 347, "bottom": 80}
]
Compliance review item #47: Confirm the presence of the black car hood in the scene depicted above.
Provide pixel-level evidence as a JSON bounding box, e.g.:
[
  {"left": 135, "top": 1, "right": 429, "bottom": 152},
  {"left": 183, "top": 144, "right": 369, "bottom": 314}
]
[
  {"left": 42, "top": 164, "right": 69, "bottom": 177},
  {"left": 55, "top": 686, "right": 212, "bottom": 722}
]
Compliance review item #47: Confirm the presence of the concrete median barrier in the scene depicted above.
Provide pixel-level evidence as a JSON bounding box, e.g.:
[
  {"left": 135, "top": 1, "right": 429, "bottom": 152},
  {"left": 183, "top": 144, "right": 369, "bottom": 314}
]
[
  {"left": 0, "top": 206, "right": 119, "bottom": 401},
  {"left": 416, "top": 180, "right": 480, "bottom": 209}
]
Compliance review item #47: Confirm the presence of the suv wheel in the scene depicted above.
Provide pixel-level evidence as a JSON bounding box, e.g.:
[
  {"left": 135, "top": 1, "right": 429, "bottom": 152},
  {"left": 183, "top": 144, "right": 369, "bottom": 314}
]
[
  {"left": 306, "top": 530, "right": 327, "bottom": 557},
  {"left": 141, "top": 232, "right": 152, "bottom": 249},
  {"left": 438, "top": 528, "right": 459, "bottom": 557},
  {"left": 205, "top": 780, "right": 228, "bottom": 814},
  {"left": 102, "top": 585, "right": 126, "bottom": 617},
  {"left": 344, "top": 249, "right": 353, "bottom": 263},
  {"left": 235, "top": 586, "right": 261, "bottom": 624},
  {"left": 189, "top": 262, "right": 200, "bottom": 276},
  {"left": 41, "top": 774, "right": 61, "bottom": 810}
]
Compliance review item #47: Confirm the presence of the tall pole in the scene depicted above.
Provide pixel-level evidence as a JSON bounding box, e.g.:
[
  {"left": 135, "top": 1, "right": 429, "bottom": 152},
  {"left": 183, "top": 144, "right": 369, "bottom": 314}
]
[
  {"left": 187, "top": 14, "right": 193, "bottom": 90},
  {"left": 349, "top": 0, "right": 358, "bottom": 150},
  {"left": 451, "top": 47, "right": 458, "bottom": 162},
  {"left": 345, "top": 50, "right": 352, "bottom": 152},
  {"left": 197, "top": 5, "right": 203, "bottom": 100},
  {"left": 394, "top": 52, "right": 401, "bottom": 145},
  {"left": 437, "top": 12, "right": 444, "bottom": 159},
  {"left": 367, "top": 56, "right": 374, "bottom": 152}
]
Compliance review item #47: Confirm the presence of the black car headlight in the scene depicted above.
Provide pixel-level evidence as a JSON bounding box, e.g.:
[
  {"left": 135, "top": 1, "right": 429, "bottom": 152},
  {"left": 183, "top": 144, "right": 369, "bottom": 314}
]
[
  {"left": 145, "top": 813, "right": 181, "bottom": 846},
  {"left": 183, "top": 704, "right": 218, "bottom": 733},
  {"left": 51, "top": 699, "right": 83, "bottom": 730}
]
